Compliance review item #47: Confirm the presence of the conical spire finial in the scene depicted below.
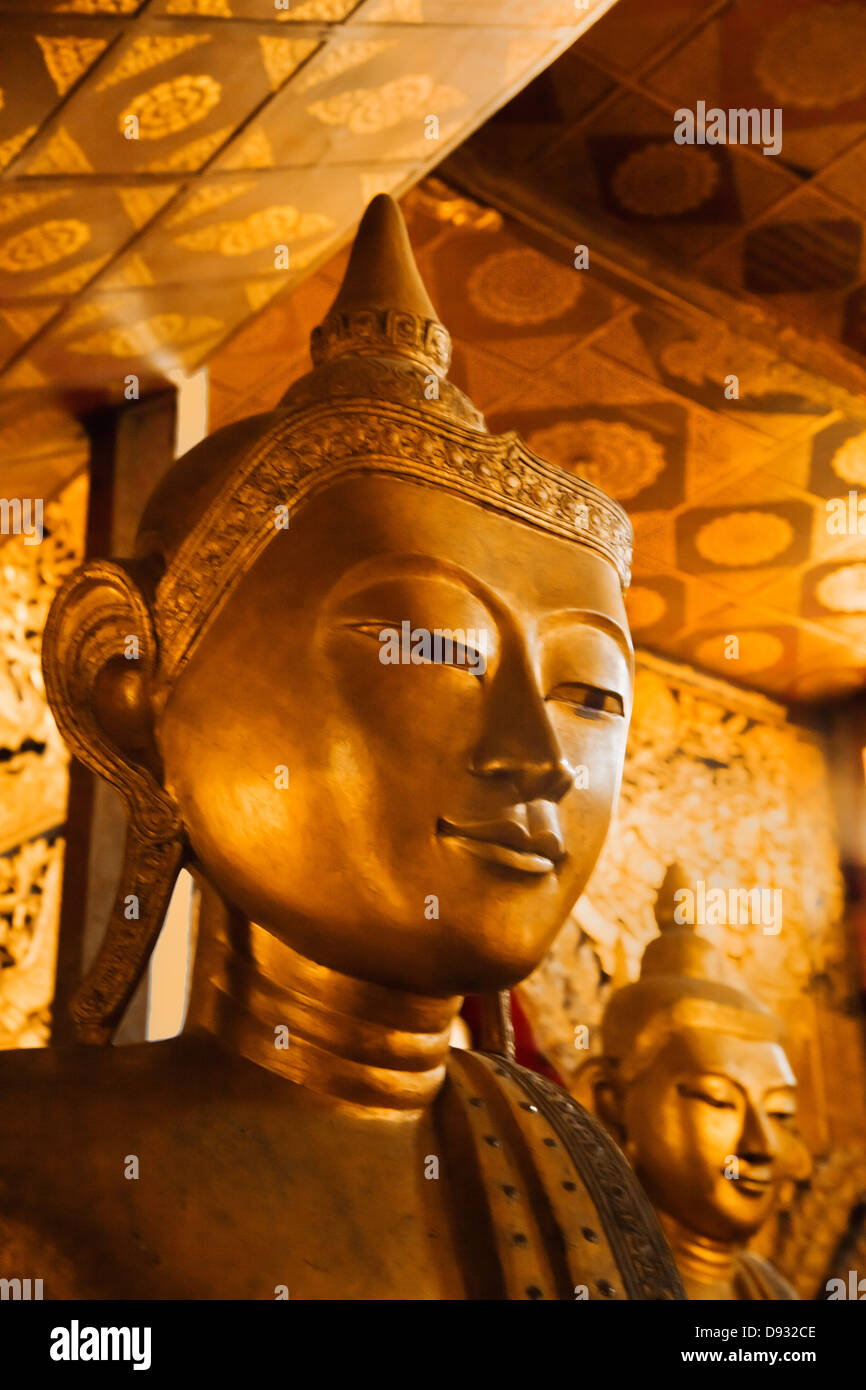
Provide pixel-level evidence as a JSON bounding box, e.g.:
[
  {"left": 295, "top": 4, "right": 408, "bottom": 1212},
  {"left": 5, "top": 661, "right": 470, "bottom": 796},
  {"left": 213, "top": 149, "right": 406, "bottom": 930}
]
[
  {"left": 653, "top": 862, "right": 696, "bottom": 935},
  {"left": 327, "top": 193, "right": 438, "bottom": 321},
  {"left": 310, "top": 193, "right": 452, "bottom": 378},
  {"left": 600, "top": 861, "right": 783, "bottom": 1069},
  {"left": 643, "top": 862, "right": 732, "bottom": 985}
]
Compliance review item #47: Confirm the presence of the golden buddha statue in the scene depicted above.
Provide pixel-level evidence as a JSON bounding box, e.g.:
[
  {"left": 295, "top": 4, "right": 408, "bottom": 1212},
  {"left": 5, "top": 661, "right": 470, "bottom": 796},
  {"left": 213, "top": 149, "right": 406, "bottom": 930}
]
[
  {"left": 591, "top": 865, "right": 808, "bottom": 1300},
  {"left": 4, "top": 195, "right": 684, "bottom": 1300}
]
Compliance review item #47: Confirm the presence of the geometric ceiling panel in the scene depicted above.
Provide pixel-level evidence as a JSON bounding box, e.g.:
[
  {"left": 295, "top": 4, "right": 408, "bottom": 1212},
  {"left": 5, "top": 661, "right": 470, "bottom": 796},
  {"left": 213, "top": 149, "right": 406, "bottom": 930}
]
[
  {"left": 98, "top": 166, "right": 417, "bottom": 291},
  {"left": 0, "top": 183, "right": 177, "bottom": 302},
  {"left": 209, "top": 23, "right": 559, "bottom": 172},
  {"left": 444, "top": 0, "right": 866, "bottom": 392},
  {"left": 429, "top": 0, "right": 866, "bottom": 701},
  {"left": 743, "top": 219, "right": 863, "bottom": 295},
  {"left": 0, "top": 0, "right": 615, "bottom": 405},
  {"left": 16, "top": 30, "right": 301, "bottom": 178},
  {"left": 0, "top": 21, "right": 116, "bottom": 175}
]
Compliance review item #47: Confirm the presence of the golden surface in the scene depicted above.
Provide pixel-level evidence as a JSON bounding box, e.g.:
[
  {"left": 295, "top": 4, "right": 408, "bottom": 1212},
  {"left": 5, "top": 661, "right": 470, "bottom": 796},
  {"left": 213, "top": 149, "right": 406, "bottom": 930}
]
[
  {"left": 95, "top": 36, "right": 214, "bottom": 94},
  {"left": 589, "top": 868, "right": 807, "bottom": 1300},
  {"left": 172, "top": 206, "right": 334, "bottom": 256},
  {"left": 0, "top": 474, "right": 87, "bottom": 1049},
  {"left": 26, "top": 126, "right": 93, "bottom": 175},
  {"left": 0, "top": 218, "right": 90, "bottom": 273},
  {"left": 122, "top": 74, "right": 223, "bottom": 141},
  {"left": 21, "top": 195, "right": 683, "bottom": 1299},
  {"left": 0, "top": 0, "right": 605, "bottom": 396},
  {"left": 521, "top": 656, "right": 848, "bottom": 1089},
  {"left": 35, "top": 36, "right": 110, "bottom": 97}
]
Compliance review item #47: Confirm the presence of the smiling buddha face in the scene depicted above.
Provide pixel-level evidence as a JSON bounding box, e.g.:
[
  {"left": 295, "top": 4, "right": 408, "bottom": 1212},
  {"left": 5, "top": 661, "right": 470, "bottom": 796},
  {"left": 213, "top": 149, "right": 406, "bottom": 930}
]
[
  {"left": 38, "top": 195, "right": 691, "bottom": 1302},
  {"left": 593, "top": 867, "right": 809, "bottom": 1300},
  {"left": 46, "top": 193, "right": 635, "bottom": 1033},
  {"left": 157, "top": 473, "right": 632, "bottom": 998}
]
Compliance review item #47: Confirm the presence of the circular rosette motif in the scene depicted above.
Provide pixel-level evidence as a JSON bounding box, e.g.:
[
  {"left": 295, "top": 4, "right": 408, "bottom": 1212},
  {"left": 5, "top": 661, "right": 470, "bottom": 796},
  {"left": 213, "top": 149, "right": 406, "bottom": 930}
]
[
  {"left": 121, "top": 74, "right": 222, "bottom": 140},
  {"left": 830, "top": 431, "right": 866, "bottom": 487},
  {"left": 755, "top": 4, "right": 866, "bottom": 108},
  {"left": 695, "top": 511, "right": 794, "bottom": 567},
  {"left": 611, "top": 144, "right": 719, "bottom": 217},
  {"left": 467, "top": 247, "right": 581, "bottom": 325},
  {"left": 815, "top": 563, "right": 866, "bottom": 613},
  {"left": 625, "top": 586, "right": 667, "bottom": 630},
  {"left": 528, "top": 419, "right": 667, "bottom": 500},
  {"left": 694, "top": 631, "right": 786, "bottom": 674},
  {"left": 173, "top": 207, "right": 333, "bottom": 257},
  {"left": 0, "top": 219, "right": 90, "bottom": 273}
]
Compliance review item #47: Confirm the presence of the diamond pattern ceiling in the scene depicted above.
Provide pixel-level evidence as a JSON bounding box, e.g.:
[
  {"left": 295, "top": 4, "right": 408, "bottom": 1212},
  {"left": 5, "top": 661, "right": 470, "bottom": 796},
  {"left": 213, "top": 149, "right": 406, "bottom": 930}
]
[
  {"left": 5, "top": 0, "right": 866, "bottom": 704},
  {"left": 435, "top": 0, "right": 866, "bottom": 702},
  {"left": 0, "top": 0, "right": 611, "bottom": 418}
]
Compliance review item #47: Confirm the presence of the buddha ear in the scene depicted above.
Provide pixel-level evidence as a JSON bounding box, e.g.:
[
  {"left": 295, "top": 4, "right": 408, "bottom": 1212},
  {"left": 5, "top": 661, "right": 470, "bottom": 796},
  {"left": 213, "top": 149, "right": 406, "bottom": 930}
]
[
  {"left": 582, "top": 1057, "right": 627, "bottom": 1145},
  {"left": 43, "top": 559, "right": 184, "bottom": 1045}
]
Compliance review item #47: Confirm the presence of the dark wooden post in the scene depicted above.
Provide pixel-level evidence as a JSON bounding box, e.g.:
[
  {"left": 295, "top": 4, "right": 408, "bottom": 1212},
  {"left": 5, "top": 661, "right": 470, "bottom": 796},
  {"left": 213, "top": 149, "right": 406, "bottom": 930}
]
[{"left": 51, "top": 390, "right": 177, "bottom": 1046}]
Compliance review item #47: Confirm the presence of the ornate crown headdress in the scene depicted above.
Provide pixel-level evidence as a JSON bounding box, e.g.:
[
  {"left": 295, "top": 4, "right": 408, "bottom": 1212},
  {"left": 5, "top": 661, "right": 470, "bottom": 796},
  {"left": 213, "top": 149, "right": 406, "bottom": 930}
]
[
  {"left": 44, "top": 193, "right": 633, "bottom": 1044},
  {"left": 140, "top": 194, "right": 632, "bottom": 687}
]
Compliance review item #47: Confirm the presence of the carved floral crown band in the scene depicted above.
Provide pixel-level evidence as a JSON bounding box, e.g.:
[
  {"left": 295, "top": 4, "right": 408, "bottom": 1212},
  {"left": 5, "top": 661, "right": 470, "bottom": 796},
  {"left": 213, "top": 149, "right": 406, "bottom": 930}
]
[
  {"left": 153, "top": 404, "right": 633, "bottom": 688},
  {"left": 148, "top": 194, "right": 632, "bottom": 686}
]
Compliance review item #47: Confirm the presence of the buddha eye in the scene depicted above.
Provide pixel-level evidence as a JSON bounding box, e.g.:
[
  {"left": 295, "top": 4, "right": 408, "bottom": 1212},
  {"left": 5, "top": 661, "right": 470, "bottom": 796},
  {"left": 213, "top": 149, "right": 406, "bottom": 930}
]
[
  {"left": 413, "top": 631, "right": 484, "bottom": 672},
  {"left": 548, "top": 682, "right": 624, "bottom": 719},
  {"left": 677, "top": 1083, "right": 736, "bottom": 1110},
  {"left": 344, "top": 622, "right": 486, "bottom": 678}
]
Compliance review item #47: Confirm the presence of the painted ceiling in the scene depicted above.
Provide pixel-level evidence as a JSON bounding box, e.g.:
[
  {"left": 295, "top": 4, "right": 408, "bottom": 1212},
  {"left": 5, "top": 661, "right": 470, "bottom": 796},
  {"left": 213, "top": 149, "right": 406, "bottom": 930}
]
[
  {"left": 4, "top": 0, "right": 866, "bottom": 703},
  {"left": 0, "top": 0, "right": 611, "bottom": 493},
  {"left": 439, "top": 0, "right": 866, "bottom": 702}
]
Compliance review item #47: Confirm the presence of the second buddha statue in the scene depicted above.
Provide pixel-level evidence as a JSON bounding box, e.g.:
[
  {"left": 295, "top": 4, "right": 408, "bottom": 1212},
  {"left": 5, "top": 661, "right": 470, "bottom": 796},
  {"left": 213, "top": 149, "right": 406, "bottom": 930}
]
[{"left": 591, "top": 866, "right": 810, "bottom": 1300}]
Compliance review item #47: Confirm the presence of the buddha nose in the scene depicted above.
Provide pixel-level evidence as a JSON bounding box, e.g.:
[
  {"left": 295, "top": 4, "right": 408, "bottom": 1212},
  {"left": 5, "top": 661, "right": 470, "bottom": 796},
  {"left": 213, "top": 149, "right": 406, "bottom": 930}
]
[
  {"left": 739, "top": 1100, "right": 775, "bottom": 1163},
  {"left": 469, "top": 645, "right": 574, "bottom": 803}
]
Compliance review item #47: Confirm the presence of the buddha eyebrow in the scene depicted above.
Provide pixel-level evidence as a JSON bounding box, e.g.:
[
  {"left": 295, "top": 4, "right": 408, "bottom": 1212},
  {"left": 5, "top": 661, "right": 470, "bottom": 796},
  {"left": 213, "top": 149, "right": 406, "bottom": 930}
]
[
  {"left": 540, "top": 608, "right": 633, "bottom": 665},
  {"left": 324, "top": 554, "right": 505, "bottom": 617},
  {"left": 678, "top": 1071, "right": 738, "bottom": 1086},
  {"left": 678, "top": 1073, "right": 736, "bottom": 1088}
]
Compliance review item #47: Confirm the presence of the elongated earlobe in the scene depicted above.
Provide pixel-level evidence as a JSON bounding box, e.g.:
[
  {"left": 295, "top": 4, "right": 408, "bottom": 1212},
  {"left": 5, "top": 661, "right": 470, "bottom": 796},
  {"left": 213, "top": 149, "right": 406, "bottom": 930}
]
[
  {"left": 92, "top": 654, "right": 153, "bottom": 756},
  {"left": 591, "top": 1071, "right": 628, "bottom": 1147},
  {"left": 42, "top": 558, "right": 184, "bottom": 1044}
]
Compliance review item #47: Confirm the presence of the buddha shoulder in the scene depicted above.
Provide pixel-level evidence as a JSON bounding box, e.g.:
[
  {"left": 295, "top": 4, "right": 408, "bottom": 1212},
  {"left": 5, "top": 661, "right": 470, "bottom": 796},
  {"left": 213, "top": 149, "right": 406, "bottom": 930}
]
[
  {"left": 0, "top": 1041, "right": 189, "bottom": 1298},
  {"left": 0, "top": 1036, "right": 208, "bottom": 1160},
  {"left": 0, "top": 1041, "right": 684, "bottom": 1299},
  {"left": 0, "top": 1035, "right": 303, "bottom": 1299}
]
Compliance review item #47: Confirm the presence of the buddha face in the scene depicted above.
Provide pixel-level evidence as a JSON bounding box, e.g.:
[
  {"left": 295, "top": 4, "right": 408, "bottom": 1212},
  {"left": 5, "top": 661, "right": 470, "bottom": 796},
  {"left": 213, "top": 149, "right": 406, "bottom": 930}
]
[
  {"left": 619, "top": 1026, "right": 799, "bottom": 1242},
  {"left": 156, "top": 474, "right": 632, "bottom": 996}
]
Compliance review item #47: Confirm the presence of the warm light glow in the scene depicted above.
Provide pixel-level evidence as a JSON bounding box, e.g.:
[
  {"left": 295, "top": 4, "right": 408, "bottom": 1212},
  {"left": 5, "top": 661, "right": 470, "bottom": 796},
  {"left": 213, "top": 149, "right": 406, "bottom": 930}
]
[
  {"left": 168, "top": 366, "right": 209, "bottom": 459},
  {"left": 146, "top": 870, "right": 196, "bottom": 1041},
  {"left": 146, "top": 368, "right": 209, "bottom": 1040}
]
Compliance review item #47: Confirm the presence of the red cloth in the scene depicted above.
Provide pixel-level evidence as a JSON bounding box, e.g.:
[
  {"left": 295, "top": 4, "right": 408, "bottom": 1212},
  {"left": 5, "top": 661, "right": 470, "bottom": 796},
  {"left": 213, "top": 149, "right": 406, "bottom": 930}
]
[{"left": 460, "top": 992, "right": 565, "bottom": 1087}]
